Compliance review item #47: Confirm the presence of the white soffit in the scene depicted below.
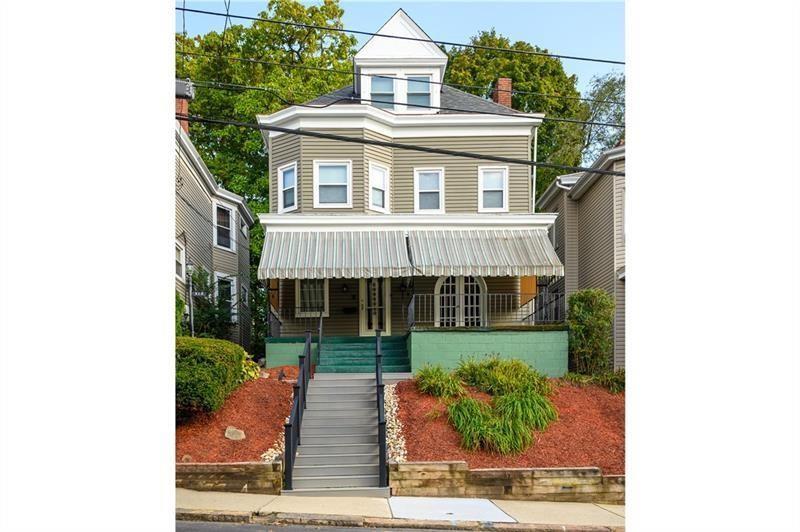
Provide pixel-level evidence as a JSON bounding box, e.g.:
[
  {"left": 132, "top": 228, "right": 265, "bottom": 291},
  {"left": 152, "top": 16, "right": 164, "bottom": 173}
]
[
  {"left": 258, "top": 213, "right": 558, "bottom": 232},
  {"left": 354, "top": 9, "right": 447, "bottom": 67}
]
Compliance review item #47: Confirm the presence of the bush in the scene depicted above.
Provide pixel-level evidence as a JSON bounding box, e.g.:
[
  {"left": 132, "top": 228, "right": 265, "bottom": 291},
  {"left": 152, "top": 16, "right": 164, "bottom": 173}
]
[
  {"left": 567, "top": 289, "right": 615, "bottom": 375},
  {"left": 494, "top": 388, "right": 558, "bottom": 431},
  {"left": 176, "top": 336, "right": 249, "bottom": 420},
  {"left": 447, "top": 396, "right": 535, "bottom": 455},
  {"left": 415, "top": 364, "right": 464, "bottom": 397},
  {"left": 563, "top": 369, "right": 625, "bottom": 394},
  {"left": 176, "top": 292, "right": 186, "bottom": 336},
  {"left": 456, "top": 355, "right": 552, "bottom": 396}
]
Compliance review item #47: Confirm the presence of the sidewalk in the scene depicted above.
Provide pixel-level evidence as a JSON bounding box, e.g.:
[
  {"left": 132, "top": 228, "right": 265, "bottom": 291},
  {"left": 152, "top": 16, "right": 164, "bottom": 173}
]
[{"left": 176, "top": 488, "right": 625, "bottom": 531}]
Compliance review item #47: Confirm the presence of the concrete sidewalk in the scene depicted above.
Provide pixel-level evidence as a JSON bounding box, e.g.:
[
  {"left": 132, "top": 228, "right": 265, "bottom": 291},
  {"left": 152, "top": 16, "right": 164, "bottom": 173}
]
[{"left": 176, "top": 488, "right": 625, "bottom": 530}]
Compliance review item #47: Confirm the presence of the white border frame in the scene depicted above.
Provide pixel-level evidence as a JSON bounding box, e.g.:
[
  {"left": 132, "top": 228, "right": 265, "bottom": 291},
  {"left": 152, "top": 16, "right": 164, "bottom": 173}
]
[
  {"left": 294, "top": 279, "right": 330, "bottom": 318},
  {"left": 406, "top": 73, "right": 432, "bottom": 110},
  {"left": 413, "top": 167, "right": 445, "bottom": 214},
  {"left": 277, "top": 161, "right": 298, "bottom": 214},
  {"left": 213, "top": 200, "right": 237, "bottom": 253},
  {"left": 358, "top": 278, "right": 392, "bottom": 336},
  {"left": 214, "top": 271, "right": 238, "bottom": 324},
  {"left": 478, "top": 165, "right": 509, "bottom": 213},
  {"left": 175, "top": 240, "right": 186, "bottom": 282},
  {"left": 313, "top": 160, "right": 353, "bottom": 209},
  {"left": 368, "top": 161, "right": 391, "bottom": 214}
]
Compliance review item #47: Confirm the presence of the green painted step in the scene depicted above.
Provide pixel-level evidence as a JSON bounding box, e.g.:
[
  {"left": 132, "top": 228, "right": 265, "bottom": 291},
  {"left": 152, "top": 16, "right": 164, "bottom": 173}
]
[
  {"left": 317, "top": 364, "right": 411, "bottom": 373},
  {"left": 323, "top": 336, "right": 406, "bottom": 344}
]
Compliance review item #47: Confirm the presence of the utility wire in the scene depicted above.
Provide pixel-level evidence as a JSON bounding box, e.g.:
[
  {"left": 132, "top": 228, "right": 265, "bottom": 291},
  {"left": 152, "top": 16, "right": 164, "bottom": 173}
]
[
  {"left": 176, "top": 51, "right": 624, "bottom": 106},
  {"left": 175, "top": 113, "right": 626, "bottom": 177},
  {"left": 175, "top": 6, "right": 625, "bottom": 65},
  {"left": 191, "top": 79, "right": 625, "bottom": 128}
]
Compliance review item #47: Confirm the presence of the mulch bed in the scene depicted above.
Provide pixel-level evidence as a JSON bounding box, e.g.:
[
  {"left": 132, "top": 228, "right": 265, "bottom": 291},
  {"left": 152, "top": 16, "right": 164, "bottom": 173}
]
[
  {"left": 176, "top": 366, "right": 295, "bottom": 463},
  {"left": 395, "top": 379, "right": 625, "bottom": 474}
]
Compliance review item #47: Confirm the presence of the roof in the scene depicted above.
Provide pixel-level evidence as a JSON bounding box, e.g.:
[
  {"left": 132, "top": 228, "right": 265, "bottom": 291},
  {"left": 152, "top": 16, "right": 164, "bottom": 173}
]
[{"left": 535, "top": 145, "right": 625, "bottom": 210}]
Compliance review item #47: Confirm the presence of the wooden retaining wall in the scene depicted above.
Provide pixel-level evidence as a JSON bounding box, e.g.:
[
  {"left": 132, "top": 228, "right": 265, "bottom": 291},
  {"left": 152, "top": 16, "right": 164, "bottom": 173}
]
[{"left": 176, "top": 461, "right": 283, "bottom": 494}]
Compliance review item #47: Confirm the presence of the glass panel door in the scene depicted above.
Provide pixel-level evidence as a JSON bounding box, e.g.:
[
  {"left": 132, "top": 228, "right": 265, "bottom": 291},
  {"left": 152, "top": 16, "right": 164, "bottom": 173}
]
[{"left": 360, "top": 278, "right": 391, "bottom": 336}]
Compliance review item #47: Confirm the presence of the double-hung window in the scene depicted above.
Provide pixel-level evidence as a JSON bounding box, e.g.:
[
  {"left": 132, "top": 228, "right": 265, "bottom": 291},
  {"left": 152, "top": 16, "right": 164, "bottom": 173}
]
[
  {"left": 215, "top": 273, "right": 237, "bottom": 323},
  {"left": 215, "top": 203, "right": 236, "bottom": 251},
  {"left": 407, "top": 75, "right": 431, "bottom": 108},
  {"left": 277, "top": 162, "right": 297, "bottom": 213},
  {"left": 414, "top": 168, "right": 445, "bottom": 214},
  {"left": 370, "top": 76, "right": 395, "bottom": 110},
  {"left": 295, "top": 279, "right": 329, "bottom": 318},
  {"left": 369, "top": 162, "right": 390, "bottom": 213},
  {"left": 313, "top": 160, "right": 352, "bottom": 208},
  {"left": 478, "top": 166, "right": 509, "bottom": 212},
  {"left": 175, "top": 240, "right": 186, "bottom": 281}
]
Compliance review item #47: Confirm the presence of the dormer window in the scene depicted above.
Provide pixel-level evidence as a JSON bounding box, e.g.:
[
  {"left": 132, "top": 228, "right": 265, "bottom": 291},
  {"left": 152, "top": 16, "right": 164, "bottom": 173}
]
[
  {"left": 370, "top": 76, "right": 395, "bottom": 110},
  {"left": 407, "top": 76, "right": 431, "bottom": 108}
]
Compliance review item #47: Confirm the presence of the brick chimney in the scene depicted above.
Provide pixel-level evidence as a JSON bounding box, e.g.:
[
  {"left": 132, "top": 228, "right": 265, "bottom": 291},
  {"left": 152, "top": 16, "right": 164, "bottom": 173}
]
[
  {"left": 175, "top": 79, "right": 195, "bottom": 134},
  {"left": 492, "top": 77, "right": 513, "bottom": 108}
]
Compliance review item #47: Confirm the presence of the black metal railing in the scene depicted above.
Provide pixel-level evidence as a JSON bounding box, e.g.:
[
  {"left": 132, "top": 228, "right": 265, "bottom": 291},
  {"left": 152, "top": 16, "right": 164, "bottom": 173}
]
[
  {"left": 405, "top": 291, "right": 566, "bottom": 328},
  {"left": 375, "top": 329, "right": 388, "bottom": 487},
  {"left": 283, "top": 330, "right": 312, "bottom": 491}
]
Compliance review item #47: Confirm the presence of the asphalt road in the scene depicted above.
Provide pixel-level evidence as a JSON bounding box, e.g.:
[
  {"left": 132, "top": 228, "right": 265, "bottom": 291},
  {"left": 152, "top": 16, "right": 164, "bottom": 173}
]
[{"left": 176, "top": 521, "right": 471, "bottom": 532}]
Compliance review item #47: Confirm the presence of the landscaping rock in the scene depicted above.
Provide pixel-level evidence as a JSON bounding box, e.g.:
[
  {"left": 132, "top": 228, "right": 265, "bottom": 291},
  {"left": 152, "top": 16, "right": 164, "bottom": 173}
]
[
  {"left": 225, "top": 426, "right": 246, "bottom": 441},
  {"left": 181, "top": 454, "right": 193, "bottom": 463}
]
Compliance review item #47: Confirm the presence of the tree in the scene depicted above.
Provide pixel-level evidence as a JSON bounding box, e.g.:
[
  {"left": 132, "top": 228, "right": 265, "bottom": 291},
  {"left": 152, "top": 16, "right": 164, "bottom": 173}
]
[
  {"left": 175, "top": 0, "right": 357, "bottom": 354},
  {"left": 581, "top": 72, "right": 625, "bottom": 164},
  {"left": 444, "top": 30, "right": 588, "bottom": 199}
]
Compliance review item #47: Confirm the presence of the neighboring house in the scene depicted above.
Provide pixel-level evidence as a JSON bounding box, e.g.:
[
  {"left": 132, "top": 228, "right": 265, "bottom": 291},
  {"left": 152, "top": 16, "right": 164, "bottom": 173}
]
[
  {"left": 175, "top": 79, "right": 255, "bottom": 351},
  {"left": 536, "top": 144, "right": 626, "bottom": 369}
]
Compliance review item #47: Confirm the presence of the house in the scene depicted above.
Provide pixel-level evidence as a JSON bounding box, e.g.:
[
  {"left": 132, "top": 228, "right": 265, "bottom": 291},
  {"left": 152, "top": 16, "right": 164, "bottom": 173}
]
[
  {"left": 536, "top": 143, "right": 625, "bottom": 369},
  {"left": 256, "top": 10, "right": 566, "bottom": 374},
  {"left": 175, "top": 79, "right": 255, "bottom": 351}
]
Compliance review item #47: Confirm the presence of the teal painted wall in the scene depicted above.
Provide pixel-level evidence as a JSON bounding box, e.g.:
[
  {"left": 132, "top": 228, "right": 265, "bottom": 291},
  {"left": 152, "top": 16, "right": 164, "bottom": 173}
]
[
  {"left": 265, "top": 337, "right": 319, "bottom": 367},
  {"left": 408, "top": 330, "right": 568, "bottom": 377}
]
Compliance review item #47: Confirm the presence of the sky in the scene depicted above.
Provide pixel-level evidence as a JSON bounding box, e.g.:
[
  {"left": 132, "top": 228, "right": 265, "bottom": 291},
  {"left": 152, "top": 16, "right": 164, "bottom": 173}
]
[{"left": 176, "top": 1, "right": 624, "bottom": 94}]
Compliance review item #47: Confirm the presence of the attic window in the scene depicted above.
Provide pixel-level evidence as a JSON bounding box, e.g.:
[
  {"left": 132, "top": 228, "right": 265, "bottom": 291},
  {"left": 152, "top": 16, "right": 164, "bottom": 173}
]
[
  {"left": 370, "top": 76, "right": 395, "bottom": 110},
  {"left": 407, "top": 76, "right": 431, "bottom": 108}
]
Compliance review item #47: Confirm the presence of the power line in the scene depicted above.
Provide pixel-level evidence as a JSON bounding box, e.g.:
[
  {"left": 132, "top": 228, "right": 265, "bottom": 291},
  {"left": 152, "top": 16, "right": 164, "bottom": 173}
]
[
  {"left": 177, "top": 50, "right": 624, "bottom": 106},
  {"left": 191, "top": 79, "right": 625, "bottom": 128},
  {"left": 175, "top": 6, "right": 625, "bottom": 66},
  {"left": 176, "top": 113, "right": 626, "bottom": 177}
]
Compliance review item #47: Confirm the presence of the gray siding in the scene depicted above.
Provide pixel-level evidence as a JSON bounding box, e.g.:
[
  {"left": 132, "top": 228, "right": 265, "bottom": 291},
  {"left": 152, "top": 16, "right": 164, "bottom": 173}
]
[
  {"left": 364, "top": 130, "right": 394, "bottom": 213},
  {"left": 301, "top": 129, "right": 367, "bottom": 213},
  {"left": 269, "top": 134, "right": 301, "bottom": 213},
  {"left": 612, "top": 159, "right": 625, "bottom": 369},
  {"left": 576, "top": 175, "right": 615, "bottom": 295},
  {"left": 175, "top": 147, "right": 214, "bottom": 298}
]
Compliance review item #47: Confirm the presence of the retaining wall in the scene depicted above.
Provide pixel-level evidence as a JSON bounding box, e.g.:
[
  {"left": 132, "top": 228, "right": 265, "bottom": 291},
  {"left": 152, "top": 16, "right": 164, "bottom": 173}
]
[
  {"left": 176, "top": 461, "right": 283, "bottom": 494},
  {"left": 265, "top": 337, "right": 319, "bottom": 367}
]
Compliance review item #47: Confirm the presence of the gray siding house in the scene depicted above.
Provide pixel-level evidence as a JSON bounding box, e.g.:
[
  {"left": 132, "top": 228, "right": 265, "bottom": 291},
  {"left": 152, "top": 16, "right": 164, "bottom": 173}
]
[
  {"left": 536, "top": 144, "right": 626, "bottom": 369},
  {"left": 175, "top": 80, "right": 255, "bottom": 351}
]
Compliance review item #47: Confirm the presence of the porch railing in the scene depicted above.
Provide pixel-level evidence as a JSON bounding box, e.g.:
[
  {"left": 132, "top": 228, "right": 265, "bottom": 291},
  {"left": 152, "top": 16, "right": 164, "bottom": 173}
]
[
  {"left": 375, "top": 330, "right": 388, "bottom": 487},
  {"left": 283, "top": 329, "right": 312, "bottom": 491},
  {"left": 405, "top": 291, "right": 566, "bottom": 329}
]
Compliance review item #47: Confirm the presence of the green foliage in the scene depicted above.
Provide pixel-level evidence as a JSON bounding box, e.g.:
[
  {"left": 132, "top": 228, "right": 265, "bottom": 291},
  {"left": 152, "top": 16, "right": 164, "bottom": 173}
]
[
  {"left": 567, "top": 289, "right": 615, "bottom": 375},
  {"left": 447, "top": 397, "right": 496, "bottom": 451},
  {"left": 562, "top": 372, "right": 593, "bottom": 387},
  {"left": 563, "top": 369, "right": 625, "bottom": 393},
  {"left": 176, "top": 336, "right": 249, "bottom": 420},
  {"left": 494, "top": 388, "right": 558, "bottom": 431},
  {"left": 456, "top": 355, "right": 552, "bottom": 396},
  {"left": 189, "top": 267, "right": 235, "bottom": 340},
  {"left": 415, "top": 364, "right": 465, "bottom": 398},
  {"left": 581, "top": 72, "right": 625, "bottom": 164},
  {"left": 240, "top": 358, "right": 262, "bottom": 384},
  {"left": 176, "top": 292, "right": 186, "bottom": 336}
]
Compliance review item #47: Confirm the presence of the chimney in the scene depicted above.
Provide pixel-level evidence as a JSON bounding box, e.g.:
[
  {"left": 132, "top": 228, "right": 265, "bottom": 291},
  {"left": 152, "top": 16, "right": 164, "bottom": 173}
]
[
  {"left": 175, "top": 79, "right": 195, "bottom": 134},
  {"left": 492, "top": 77, "right": 512, "bottom": 108}
]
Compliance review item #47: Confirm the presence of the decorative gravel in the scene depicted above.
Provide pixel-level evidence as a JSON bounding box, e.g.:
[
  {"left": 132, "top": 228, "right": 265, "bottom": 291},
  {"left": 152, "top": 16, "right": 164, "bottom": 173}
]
[{"left": 384, "top": 383, "right": 408, "bottom": 463}]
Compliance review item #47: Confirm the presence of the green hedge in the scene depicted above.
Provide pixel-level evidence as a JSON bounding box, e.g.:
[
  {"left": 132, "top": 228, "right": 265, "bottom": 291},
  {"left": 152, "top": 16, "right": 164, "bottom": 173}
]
[{"left": 176, "top": 336, "right": 248, "bottom": 420}]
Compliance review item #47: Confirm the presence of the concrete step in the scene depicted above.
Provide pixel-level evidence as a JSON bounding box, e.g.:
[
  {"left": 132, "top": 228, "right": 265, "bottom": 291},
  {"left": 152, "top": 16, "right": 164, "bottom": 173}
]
[
  {"left": 305, "top": 400, "right": 375, "bottom": 410},
  {"left": 294, "top": 453, "right": 378, "bottom": 466},
  {"left": 300, "top": 424, "right": 377, "bottom": 436},
  {"left": 301, "top": 415, "right": 377, "bottom": 427},
  {"left": 281, "top": 486, "right": 390, "bottom": 498},
  {"left": 307, "top": 385, "right": 376, "bottom": 394},
  {"left": 300, "top": 433, "right": 378, "bottom": 445},
  {"left": 312, "top": 375, "right": 376, "bottom": 383},
  {"left": 298, "top": 443, "right": 377, "bottom": 456},
  {"left": 316, "top": 365, "right": 410, "bottom": 373},
  {"left": 302, "top": 407, "right": 376, "bottom": 418},
  {"left": 306, "top": 391, "right": 376, "bottom": 401},
  {"left": 292, "top": 474, "right": 379, "bottom": 489},
  {"left": 293, "top": 463, "right": 379, "bottom": 477}
]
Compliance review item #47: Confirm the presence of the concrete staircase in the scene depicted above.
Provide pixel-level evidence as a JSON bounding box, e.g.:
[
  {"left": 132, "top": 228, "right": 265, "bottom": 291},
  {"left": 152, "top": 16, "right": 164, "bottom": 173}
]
[
  {"left": 283, "top": 373, "right": 390, "bottom": 497},
  {"left": 317, "top": 336, "right": 410, "bottom": 373}
]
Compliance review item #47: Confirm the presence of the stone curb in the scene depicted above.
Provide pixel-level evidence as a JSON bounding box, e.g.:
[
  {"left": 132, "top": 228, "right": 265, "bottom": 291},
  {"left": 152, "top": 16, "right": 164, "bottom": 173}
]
[{"left": 175, "top": 509, "right": 252, "bottom": 523}]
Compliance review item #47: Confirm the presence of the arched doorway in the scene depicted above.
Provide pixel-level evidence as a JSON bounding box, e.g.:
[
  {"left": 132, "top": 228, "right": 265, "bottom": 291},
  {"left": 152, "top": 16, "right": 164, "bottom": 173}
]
[{"left": 434, "top": 275, "right": 487, "bottom": 327}]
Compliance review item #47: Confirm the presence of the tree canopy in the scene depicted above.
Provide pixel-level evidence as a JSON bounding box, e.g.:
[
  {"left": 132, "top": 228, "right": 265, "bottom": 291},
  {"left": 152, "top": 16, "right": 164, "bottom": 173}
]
[{"left": 580, "top": 71, "right": 625, "bottom": 164}]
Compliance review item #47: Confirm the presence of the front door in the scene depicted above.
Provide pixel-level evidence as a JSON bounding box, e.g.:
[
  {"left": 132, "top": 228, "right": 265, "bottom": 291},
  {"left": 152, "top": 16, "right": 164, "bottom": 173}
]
[{"left": 359, "top": 278, "right": 391, "bottom": 336}]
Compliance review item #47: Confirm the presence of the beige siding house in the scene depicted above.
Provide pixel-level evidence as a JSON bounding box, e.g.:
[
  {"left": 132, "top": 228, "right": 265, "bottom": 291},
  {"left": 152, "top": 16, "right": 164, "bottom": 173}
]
[
  {"left": 175, "top": 81, "right": 255, "bottom": 351},
  {"left": 536, "top": 144, "right": 626, "bottom": 369}
]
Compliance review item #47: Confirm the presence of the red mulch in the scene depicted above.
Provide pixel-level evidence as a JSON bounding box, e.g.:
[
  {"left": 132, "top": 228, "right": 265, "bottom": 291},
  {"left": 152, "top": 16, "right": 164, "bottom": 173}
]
[
  {"left": 176, "top": 368, "right": 294, "bottom": 463},
  {"left": 395, "top": 380, "right": 625, "bottom": 474}
]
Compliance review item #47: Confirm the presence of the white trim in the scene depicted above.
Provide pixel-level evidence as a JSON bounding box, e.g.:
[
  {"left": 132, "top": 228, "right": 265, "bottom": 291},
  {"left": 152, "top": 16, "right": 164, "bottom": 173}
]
[
  {"left": 433, "top": 275, "right": 487, "bottom": 327},
  {"left": 478, "top": 166, "right": 509, "bottom": 213},
  {"left": 358, "top": 278, "right": 392, "bottom": 336},
  {"left": 294, "top": 279, "right": 330, "bottom": 318},
  {"left": 413, "top": 167, "right": 445, "bottom": 214},
  {"left": 213, "top": 200, "right": 237, "bottom": 253},
  {"left": 313, "top": 160, "right": 353, "bottom": 209},
  {"left": 277, "top": 161, "right": 298, "bottom": 213},
  {"left": 368, "top": 161, "right": 391, "bottom": 213},
  {"left": 258, "top": 213, "right": 558, "bottom": 231},
  {"left": 369, "top": 74, "right": 396, "bottom": 111},
  {"left": 175, "top": 240, "right": 186, "bottom": 282},
  {"left": 214, "top": 272, "right": 238, "bottom": 324}
]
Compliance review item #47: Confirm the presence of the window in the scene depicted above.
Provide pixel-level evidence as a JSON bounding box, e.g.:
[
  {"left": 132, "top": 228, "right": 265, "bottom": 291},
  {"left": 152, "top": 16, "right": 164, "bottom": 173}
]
[
  {"left": 370, "top": 76, "right": 395, "bottom": 110},
  {"left": 215, "top": 273, "right": 238, "bottom": 323},
  {"left": 313, "top": 161, "right": 352, "bottom": 208},
  {"left": 175, "top": 240, "right": 186, "bottom": 281},
  {"left": 277, "top": 162, "right": 297, "bottom": 213},
  {"left": 414, "top": 168, "right": 445, "bottom": 213},
  {"left": 478, "top": 166, "right": 509, "bottom": 212},
  {"left": 214, "top": 203, "right": 236, "bottom": 251},
  {"left": 407, "top": 75, "right": 431, "bottom": 108},
  {"left": 295, "top": 279, "right": 330, "bottom": 318},
  {"left": 369, "top": 162, "right": 390, "bottom": 213},
  {"left": 240, "top": 217, "right": 248, "bottom": 238},
  {"left": 434, "top": 276, "right": 486, "bottom": 327}
]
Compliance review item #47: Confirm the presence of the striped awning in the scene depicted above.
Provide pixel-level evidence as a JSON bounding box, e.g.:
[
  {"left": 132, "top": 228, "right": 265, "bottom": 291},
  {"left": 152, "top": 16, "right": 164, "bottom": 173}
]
[
  {"left": 258, "top": 230, "right": 413, "bottom": 279},
  {"left": 408, "top": 229, "right": 564, "bottom": 277}
]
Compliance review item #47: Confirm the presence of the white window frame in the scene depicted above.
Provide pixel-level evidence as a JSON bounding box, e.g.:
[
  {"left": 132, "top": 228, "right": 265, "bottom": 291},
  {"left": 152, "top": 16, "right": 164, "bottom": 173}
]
[
  {"left": 175, "top": 240, "right": 186, "bottom": 282},
  {"left": 413, "top": 167, "right": 445, "bottom": 214},
  {"left": 241, "top": 284, "right": 249, "bottom": 308},
  {"left": 369, "top": 74, "right": 396, "bottom": 110},
  {"left": 313, "top": 160, "right": 353, "bottom": 209},
  {"left": 368, "top": 161, "right": 391, "bottom": 213},
  {"left": 406, "top": 74, "right": 432, "bottom": 110},
  {"left": 277, "top": 161, "right": 298, "bottom": 213},
  {"left": 240, "top": 217, "right": 248, "bottom": 238},
  {"left": 433, "top": 275, "right": 488, "bottom": 327},
  {"left": 213, "top": 201, "right": 237, "bottom": 253},
  {"left": 478, "top": 166, "right": 509, "bottom": 213},
  {"left": 215, "top": 272, "right": 238, "bottom": 323},
  {"left": 295, "top": 279, "right": 330, "bottom": 318}
]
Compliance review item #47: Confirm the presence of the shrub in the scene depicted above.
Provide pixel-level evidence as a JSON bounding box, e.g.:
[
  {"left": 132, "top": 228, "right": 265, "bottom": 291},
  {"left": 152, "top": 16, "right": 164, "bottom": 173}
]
[
  {"left": 567, "top": 289, "right": 615, "bottom": 375},
  {"left": 176, "top": 336, "right": 248, "bottom": 420},
  {"left": 563, "top": 369, "right": 625, "bottom": 393},
  {"left": 415, "top": 364, "right": 464, "bottom": 397},
  {"left": 175, "top": 292, "right": 186, "bottom": 336},
  {"left": 447, "top": 397, "right": 494, "bottom": 450},
  {"left": 456, "top": 355, "right": 552, "bottom": 396},
  {"left": 494, "top": 388, "right": 558, "bottom": 431}
]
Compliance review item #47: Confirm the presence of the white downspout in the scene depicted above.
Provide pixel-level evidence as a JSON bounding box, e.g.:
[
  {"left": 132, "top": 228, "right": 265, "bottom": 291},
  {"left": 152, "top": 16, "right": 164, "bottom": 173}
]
[{"left": 531, "top": 127, "right": 538, "bottom": 212}]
